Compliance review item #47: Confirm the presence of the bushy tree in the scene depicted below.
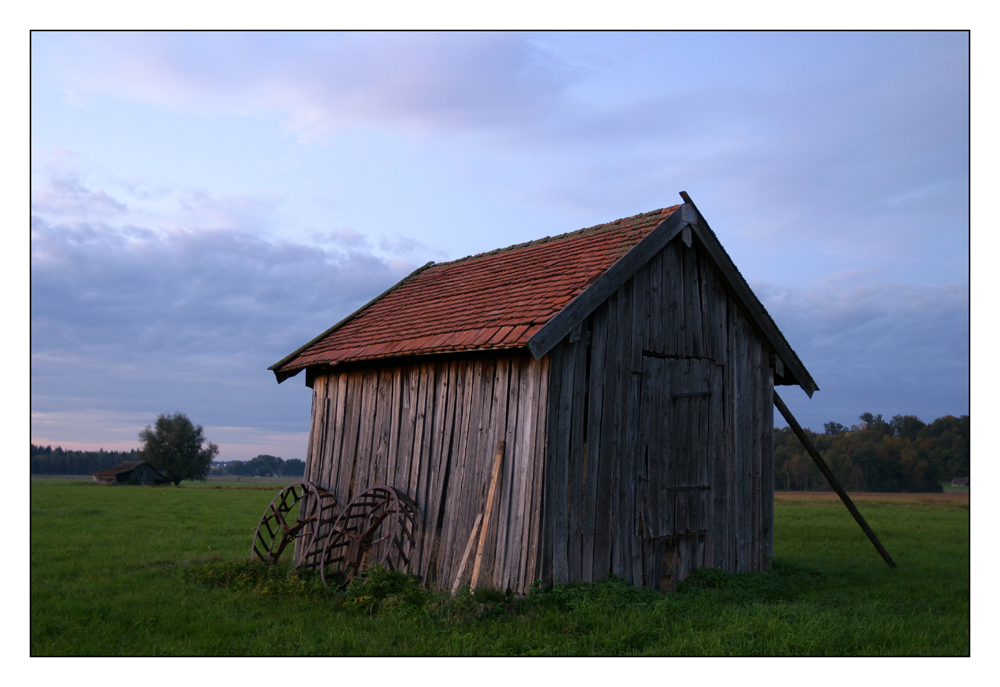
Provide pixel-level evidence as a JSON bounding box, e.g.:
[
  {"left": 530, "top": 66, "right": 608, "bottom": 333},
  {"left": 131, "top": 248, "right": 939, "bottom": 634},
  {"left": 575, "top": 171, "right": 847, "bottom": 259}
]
[{"left": 139, "top": 413, "right": 219, "bottom": 485}]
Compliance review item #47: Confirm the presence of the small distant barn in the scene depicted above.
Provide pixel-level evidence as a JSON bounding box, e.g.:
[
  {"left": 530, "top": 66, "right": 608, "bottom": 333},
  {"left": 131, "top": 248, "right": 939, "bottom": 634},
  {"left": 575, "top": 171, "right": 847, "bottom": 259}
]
[
  {"left": 92, "top": 460, "right": 170, "bottom": 486},
  {"left": 270, "top": 195, "right": 817, "bottom": 593}
]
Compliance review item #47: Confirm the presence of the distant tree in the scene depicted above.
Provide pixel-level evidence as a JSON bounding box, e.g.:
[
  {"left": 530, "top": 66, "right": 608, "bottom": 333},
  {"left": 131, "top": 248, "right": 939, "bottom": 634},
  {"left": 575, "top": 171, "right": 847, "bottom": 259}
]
[
  {"left": 138, "top": 413, "right": 219, "bottom": 485},
  {"left": 246, "top": 454, "right": 283, "bottom": 476},
  {"left": 890, "top": 414, "right": 926, "bottom": 442},
  {"left": 824, "top": 421, "right": 849, "bottom": 436},
  {"left": 284, "top": 458, "right": 306, "bottom": 477}
]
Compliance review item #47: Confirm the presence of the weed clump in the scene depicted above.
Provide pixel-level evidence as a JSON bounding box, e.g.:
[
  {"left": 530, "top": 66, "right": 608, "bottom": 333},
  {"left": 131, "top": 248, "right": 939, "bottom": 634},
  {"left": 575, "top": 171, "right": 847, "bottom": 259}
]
[
  {"left": 677, "top": 558, "right": 826, "bottom": 604},
  {"left": 526, "top": 575, "right": 662, "bottom": 613}
]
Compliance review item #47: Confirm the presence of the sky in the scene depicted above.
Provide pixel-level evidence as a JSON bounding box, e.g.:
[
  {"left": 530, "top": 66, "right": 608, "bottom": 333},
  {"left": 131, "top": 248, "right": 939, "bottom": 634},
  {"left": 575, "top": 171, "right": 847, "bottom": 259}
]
[{"left": 29, "top": 30, "right": 970, "bottom": 462}]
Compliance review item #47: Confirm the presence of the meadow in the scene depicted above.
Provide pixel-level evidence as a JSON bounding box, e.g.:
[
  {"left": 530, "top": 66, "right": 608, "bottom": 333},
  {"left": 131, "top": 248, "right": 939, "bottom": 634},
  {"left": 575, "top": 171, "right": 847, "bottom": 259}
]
[{"left": 30, "top": 478, "right": 969, "bottom": 656}]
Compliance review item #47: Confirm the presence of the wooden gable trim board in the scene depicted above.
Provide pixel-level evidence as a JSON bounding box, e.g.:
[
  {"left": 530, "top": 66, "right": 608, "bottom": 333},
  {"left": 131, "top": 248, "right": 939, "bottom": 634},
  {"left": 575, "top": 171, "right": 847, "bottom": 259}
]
[
  {"left": 530, "top": 193, "right": 816, "bottom": 397},
  {"left": 270, "top": 261, "right": 436, "bottom": 383},
  {"left": 678, "top": 192, "right": 818, "bottom": 397}
]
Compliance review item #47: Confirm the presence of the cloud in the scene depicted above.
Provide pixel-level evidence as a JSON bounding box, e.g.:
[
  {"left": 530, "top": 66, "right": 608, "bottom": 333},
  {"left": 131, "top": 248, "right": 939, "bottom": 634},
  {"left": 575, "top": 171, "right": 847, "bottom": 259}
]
[
  {"left": 38, "top": 32, "right": 582, "bottom": 139},
  {"left": 30, "top": 164, "right": 423, "bottom": 459},
  {"left": 757, "top": 278, "right": 969, "bottom": 430}
]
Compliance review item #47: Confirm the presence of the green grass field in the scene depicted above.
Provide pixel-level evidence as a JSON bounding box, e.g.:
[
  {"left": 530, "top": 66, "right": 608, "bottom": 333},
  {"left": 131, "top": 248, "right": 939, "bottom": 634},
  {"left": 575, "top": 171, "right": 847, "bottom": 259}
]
[{"left": 30, "top": 479, "right": 969, "bottom": 656}]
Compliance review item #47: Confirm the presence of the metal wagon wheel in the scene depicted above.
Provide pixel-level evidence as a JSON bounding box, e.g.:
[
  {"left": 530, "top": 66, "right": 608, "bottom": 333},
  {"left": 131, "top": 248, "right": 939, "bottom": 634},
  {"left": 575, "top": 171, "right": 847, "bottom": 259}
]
[
  {"left": 251, "top": 481, "right": 339, "bottom": 567},
  {"left": 318, "top": 485, "right": 418, "bottom": 588}
]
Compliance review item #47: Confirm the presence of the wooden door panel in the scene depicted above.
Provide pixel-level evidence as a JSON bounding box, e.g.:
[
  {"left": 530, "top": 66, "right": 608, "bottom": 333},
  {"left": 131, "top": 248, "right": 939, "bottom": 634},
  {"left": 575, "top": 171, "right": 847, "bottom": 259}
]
[{"left": 638, "top": 356, "right": 719, "bottom": 539}]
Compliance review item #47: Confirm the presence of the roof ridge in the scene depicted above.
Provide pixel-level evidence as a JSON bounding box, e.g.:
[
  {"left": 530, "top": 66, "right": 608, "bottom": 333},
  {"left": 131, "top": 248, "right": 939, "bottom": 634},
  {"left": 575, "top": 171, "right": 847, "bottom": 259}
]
[{"left": 431, "top": 205, "right": 681, "bottom": 269}]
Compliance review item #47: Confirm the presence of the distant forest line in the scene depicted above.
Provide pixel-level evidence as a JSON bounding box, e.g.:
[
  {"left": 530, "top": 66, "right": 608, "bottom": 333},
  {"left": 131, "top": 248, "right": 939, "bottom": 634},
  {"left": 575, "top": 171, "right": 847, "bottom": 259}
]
[
  {"left": 29, "top": 446, "right": 306, "bottom": 479},
  {"left": 30, "top": 412, "right": 968, "bottom": 493},
  {"left": 775, "top": 413, "right": 968, "bottom": 493}
]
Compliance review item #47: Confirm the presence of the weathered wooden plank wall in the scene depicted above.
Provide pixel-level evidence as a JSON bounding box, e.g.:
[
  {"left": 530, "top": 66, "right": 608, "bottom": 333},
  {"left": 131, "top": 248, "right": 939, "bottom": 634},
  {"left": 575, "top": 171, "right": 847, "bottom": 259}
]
[
  {"left": 304, "top": 353, "right": 550, "bottom": 594},
  {"left": 541, "top": 236, "right": 776, "bottom": 589}
]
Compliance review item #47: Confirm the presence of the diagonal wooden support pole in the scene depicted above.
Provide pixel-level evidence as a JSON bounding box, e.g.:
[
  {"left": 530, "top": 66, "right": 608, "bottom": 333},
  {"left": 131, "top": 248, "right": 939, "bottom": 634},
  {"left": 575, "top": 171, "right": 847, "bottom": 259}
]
[{"left": 773, "top": 391, "right": 897, "bottom": 568}]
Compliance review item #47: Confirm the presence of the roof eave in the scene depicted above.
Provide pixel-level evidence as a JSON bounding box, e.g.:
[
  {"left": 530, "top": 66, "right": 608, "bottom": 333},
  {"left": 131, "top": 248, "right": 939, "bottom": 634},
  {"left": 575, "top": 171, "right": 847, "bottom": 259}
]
[{"left": 269, "top": 261, "right": 436, "bottom": 383}]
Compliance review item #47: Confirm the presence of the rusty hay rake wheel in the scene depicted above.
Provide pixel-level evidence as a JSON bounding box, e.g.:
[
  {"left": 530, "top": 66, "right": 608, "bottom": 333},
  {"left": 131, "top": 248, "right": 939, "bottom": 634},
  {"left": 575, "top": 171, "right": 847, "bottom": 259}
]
[
  {"left": 251, "top": 481, "right": 338, "bottom": 567},
  {"left": 319, "top": 485, "right": 418, "bottom": 588}
]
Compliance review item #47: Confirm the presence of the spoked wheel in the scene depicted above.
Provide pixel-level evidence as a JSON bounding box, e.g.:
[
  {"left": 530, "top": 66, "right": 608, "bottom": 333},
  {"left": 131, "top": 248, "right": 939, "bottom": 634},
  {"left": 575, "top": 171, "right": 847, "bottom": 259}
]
[
  {"left": 251, "top": 481, "right": 339, "bottom": 567},
  {"left": 319, "top": 485, "right": 418, "bottom": 588}
]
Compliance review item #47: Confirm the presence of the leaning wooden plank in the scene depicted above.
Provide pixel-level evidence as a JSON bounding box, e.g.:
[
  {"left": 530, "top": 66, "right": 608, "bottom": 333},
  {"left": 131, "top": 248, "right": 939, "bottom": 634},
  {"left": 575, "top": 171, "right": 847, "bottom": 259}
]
[
  {"left": 451, "top": 512, "right": 484, "bottom": 595},
  {"left": 471, "top": 441, "right": 506, "bottom": 590},
  {"left": 774, "top": 391, "right": 896, "bottom": 568}
]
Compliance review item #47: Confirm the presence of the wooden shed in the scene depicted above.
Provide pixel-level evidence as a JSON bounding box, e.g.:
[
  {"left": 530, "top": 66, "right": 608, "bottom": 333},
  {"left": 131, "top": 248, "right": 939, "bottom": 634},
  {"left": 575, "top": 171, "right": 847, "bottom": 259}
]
[
  {"left": 270, "top": 195, "right": 817, "bottom": 594},
  {"left": 92, "top": 460, "right": 170, "bottom": 485}
]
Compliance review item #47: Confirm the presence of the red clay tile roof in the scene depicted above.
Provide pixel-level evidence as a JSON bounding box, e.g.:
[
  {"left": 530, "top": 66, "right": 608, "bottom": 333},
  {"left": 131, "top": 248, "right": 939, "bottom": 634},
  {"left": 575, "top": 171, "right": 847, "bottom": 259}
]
[{"left": 273, "top": 206, "right": 681, "bottom": 376}]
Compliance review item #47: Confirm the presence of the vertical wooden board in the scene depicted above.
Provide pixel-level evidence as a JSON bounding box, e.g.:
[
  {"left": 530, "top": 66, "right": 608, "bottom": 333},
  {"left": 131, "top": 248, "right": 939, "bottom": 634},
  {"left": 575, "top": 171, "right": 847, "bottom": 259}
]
[
  {"left": 439, "top": 357, "right": 480, "bottom": 583},
  {"left": 488, "top": 358, "right": 514, "bottom": 589},
  {"left": 482, "top": 356, "right": 514, "bottom": 589},
  {"left": 582, "top": 308, "right": 607, "bottom": 582},
  {"left": 670, "top": 242, "right": 687, "bottom": 356},
  {"left": 458, "top": 357, "right": 494, "bottom": 584},
  {"left": 551, "top": 342, "right": 573, "bottom": 584},
  {"left": 617, "top": 278, "right": 637, "bottom": 585},
  {"left": 510, "top": 357, "right": 537, "bottom": 591},
  {"left": 697, "top": 252, "right": 715, "bottom": 360},
  {"left": 326, "top": 373, "right": 349, "bottom": 494},
  {"left": 594, "top": 294, "right": 619, "bottom": 581},
  {"left": 749, "top": 338, "right": 762, "bottom": 570},
  {"left": 424, "top": 359, "right": 461, "bottom": 586},
  {"left": 736, "top": 314, "right": 751, "bottom": 572},
  {"left": 408, "top": 362, "right": 434, "bottom": 577},
  {"left": 685, "top": 243, "right": 704, "bottom": 358},
  {"left": 522, "top": 356, "right": 547, "bottom": 589},
  {"left": 638, "top": 356, "right": 662, "bottom": 538},
  {"left": 474, "top": 357, "right": 502, "bottom": 589},
  {"left": 539, "top": 346, "right": 561, "bottom": 585},
  {"left": 630, "top": 265, "right": 648, "bottom": 374},
  {"left": 496, "top": 357, "right": 522, "bottom": 589},
  {"left": 335, "top": 370, "right": 362, "bottom": 501},
  {"left": 393, "top": 365, "right": 415, "bottom": 492},
  {"left": 303, "top": 376, "right": 322, "bottom": 484},
  {"left": 646, "top": 251, "right": 663, "bottom": 353},
  {"left": 385, "top": 366, "right": 403, "bottom": 487},
  {"left": 725, "top": 298, "right": 739, "bottom": 572},
  {"left": 508, "top": 356, "right": 531, "bottom": 590},
  {"left": 368, "top": 367, "right": 393, "bottom": 488},
  {"left": 415, "top": 361, "right": 446, "bottom": 582},
  {"left": 363, "top": 368, "right": 386, "bottom": 491},
  {"left": 314, "top": 375, "right": 331, "bottom": 488},
  {"left": 519, "top": 357, "right": 543, "bottom": 591},
  {"left": 568, "top": 328, "right": 590, "bottom": 582},
  {"left": 762, "top": 362, "right": 775, "bottom": 567},
  {"left": 705, "top": 363, "right": 724, "bottom": 570},
  {"left": 315, "top": 375, "right": 334, "bottom": 488},
  {"left": 305, "top": 378, "right": 323, "bottom": 485}
]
